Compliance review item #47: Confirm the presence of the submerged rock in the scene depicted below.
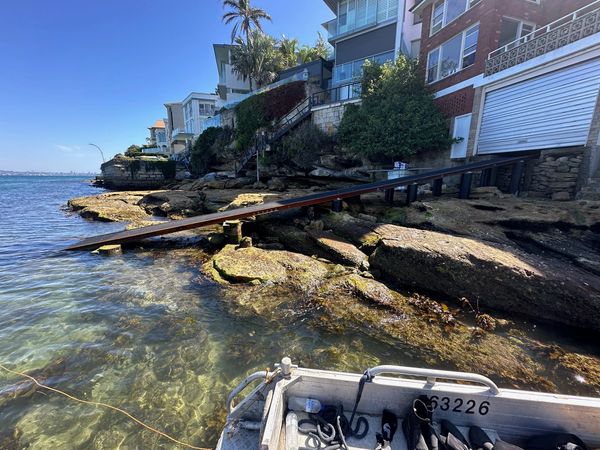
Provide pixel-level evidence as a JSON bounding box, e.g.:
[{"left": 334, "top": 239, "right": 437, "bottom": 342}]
[
  {"left": 369, "top": 226, "right": 600, "bottom": 331},
  {"left": 205, "top": 246, "right": 556, "bottom": 390}
]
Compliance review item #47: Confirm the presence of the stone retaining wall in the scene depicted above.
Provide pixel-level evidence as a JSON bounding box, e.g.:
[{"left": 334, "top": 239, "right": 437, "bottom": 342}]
[
  {"left": 523, "top": 149, "right": 584, "bottom": 200},
  {"left": 101, "top": 157, "right": 186, "bottom": 190},
  {"left": 311, "top": 100, "right": 359, "bottom": 136}
]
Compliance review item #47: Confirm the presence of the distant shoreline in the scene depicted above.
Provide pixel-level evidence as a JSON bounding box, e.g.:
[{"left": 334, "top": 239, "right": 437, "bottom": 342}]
[{"left": 0, "top": 171, "right": 98, "bottom": 177}]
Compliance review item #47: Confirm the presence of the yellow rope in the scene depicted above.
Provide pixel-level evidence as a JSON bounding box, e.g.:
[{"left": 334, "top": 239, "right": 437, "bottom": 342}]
[{"left": 0, "top": 363, "right": 209, "bottom": 450}]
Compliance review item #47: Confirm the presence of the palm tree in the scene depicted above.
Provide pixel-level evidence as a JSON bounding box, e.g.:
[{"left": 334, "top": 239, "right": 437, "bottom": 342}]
[
  {"left": 230, "top": 31, "right": 283, "bottom": 90},
  {"left": 222, "top": 0, "right": 272, "bottom": 43},
  {"left": 297, "top": 33, "right": 331, "bottom": 64},
  {"left": 279, "top": 35, "right": 299, "bottom": 68}
]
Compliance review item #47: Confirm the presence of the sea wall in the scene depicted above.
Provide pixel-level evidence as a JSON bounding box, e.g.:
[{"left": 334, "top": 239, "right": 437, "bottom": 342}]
[{"left": 101, "top": 156, "right": 186, "bottom": 190}]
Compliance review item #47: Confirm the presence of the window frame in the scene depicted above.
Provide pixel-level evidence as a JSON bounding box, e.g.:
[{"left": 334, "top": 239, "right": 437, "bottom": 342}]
[
  {"left": 426, "top": 23, "right": 480, "bottom": 84},
  {"left": 498, "top": 16, "right": 536, "bottom": 49},
  {"left": 429, "top": 0, "right": 481, "bottom": 36}
]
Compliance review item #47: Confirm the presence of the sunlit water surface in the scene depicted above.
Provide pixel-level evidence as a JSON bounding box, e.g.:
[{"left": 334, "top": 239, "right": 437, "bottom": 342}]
[{"left": 0, "top": 177, "right": 400, "bottom": 449}]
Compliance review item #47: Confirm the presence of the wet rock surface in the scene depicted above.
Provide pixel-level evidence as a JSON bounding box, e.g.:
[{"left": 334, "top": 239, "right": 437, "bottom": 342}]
[
  {"left": 138, "top": 190, "right": 206, "bottom": 217},
  {"left": 68, "top": 191, "right": 154, "bottom": 223},
  {"left": 203, "top": 245, "right": 600, "bottom": 391}
]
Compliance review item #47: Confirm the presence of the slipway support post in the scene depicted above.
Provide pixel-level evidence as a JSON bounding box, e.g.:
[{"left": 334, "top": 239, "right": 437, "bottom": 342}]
[
  {"left": 480, "top": 168, "right": 493, "bottom": 187},
  {"left": 432, "top": 178, "right": 443, "bottom": 197},
  {"left": 406, "top": 184, "right": 418, "bottom": 205},
  {"left": 459, "top": 172, "right": 473, "bottom": 199},
  {"left": 509, "top": 160, "right": 526, "bottom": 196},
  {"left": 331, "top": 198, "right": 343, "bottom": 212},
  {"left": 384, "top": 188, "right": 394, "bottom": 204}
]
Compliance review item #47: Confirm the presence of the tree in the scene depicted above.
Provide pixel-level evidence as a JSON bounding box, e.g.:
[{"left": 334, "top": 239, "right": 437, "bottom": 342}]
[
  {"left": 297, "top": 32, "right": 331, "bottom": 64},
  {"left": 279, "top": 35, "right": 299, "bottom": 69},
  {"left": 222, "top": 0, "right": 271, "bottom": 43},
  {"left": 125, "top": 145, "right": 141, "bottom": 157},
  {"left": 230, "top": 31, "right": 284, "bottom": 90},
  {"left": 190, "top": 127, "right": 223, "bottom": 176},
  {"left": 338, "top": 56, "right": 456, "bottom": 162}
]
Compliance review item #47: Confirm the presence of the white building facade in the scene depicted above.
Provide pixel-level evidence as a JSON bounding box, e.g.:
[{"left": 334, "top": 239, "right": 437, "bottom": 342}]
[
  {"left": 323, "top": 0, "right": 422, "bottom": 86},
  {"left": 181, "top": 92, "right": 220, "bottom": 138}
]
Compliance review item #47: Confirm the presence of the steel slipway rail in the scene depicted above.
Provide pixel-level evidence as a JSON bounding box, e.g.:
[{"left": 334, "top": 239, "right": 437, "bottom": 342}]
[{"left": 65, "top": 155, "right": 535, "bottom": 251}]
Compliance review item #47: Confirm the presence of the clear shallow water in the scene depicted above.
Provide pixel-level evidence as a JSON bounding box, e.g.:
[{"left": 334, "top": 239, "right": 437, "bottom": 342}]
[
  {"left": 0, "top": 176, "right": 398, "bottom": 449},
  {"left": 0, "top": 177, "right": 598, "bottom": 449}
]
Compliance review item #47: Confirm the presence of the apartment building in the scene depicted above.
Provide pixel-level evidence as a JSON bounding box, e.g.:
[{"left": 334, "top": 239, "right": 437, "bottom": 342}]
[
  {"left": 181, "top": 92, "right": 219, "bottom": 137},
  {"left": 146, "top": 120, "right": 167, "bottom": 153},
  {"left": 214, "top": 44, "right": 252, "bottom": 104},
  {"left": 164, "top": 102, "right": 187, "bottom": 155},
  {"left": 323, "top": 0, "right": 423, "bottom": 87},
  {"left": 412, "top": 0, "right": 597, "bottom": 156},
  {"left": 411, "top": 0, "right": 600, "bottom": 198}
]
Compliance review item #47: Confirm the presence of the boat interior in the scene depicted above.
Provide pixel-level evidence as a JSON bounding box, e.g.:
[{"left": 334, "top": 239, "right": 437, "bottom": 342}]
[{"left": 219, "top": 364, "right": 600, "bottom": 450}]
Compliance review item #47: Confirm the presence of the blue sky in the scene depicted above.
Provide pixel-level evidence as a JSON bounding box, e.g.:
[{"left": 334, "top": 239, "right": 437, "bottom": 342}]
[{"left": 0, "top": 0, "right": 332, "bottom": 173}]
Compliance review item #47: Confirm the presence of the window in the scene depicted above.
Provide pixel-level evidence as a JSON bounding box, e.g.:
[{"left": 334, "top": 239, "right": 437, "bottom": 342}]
[
  {"left": 439, "top": 34, "right": 462, "bottom": 79},
  {"left": 427, "top": 48, "right": 440, "bottom": 83},
  {"left": 335, "top": 0, "right": 395, "bottom": 37},
  {"left": 427, "top": 24, "right": 479, "bottom": 83},
  {"left": 498, "top": 17, "right": 536, "bottom": 49},
  {"left": 333, "top": 50, "right": 395, "bottom": 84},
  {"left": 410, "top": 39, "right": 421, "bottom": 59},
  {"left": 430, "top": 0, "right": 481, "bottom": 35},
  {"left": 462, "top": 25, "right": 478, "bottom": 68}
]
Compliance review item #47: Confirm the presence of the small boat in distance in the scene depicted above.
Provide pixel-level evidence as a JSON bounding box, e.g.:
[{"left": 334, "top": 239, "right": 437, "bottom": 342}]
[{"left": 217, "top": 358, "right": 600, "bottom": 450}]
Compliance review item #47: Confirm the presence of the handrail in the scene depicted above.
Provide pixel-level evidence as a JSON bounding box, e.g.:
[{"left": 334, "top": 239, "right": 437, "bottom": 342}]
[
  {"left": 367, "top": 365, "right": 499, "bottom": 395},
  {"left": 227, "top": 370, "right": 268, "bottom": 415},
  {"left": 312, "top": 82, "right": 362, "bottom": 106},
  {"left": 488, "top": 0, "right": 600, "bottom": 59}
]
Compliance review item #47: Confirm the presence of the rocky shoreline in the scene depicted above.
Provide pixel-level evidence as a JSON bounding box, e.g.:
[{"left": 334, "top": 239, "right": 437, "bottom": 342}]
[{"left": 67, "top": 184, "right": 600, "bottom": 393}]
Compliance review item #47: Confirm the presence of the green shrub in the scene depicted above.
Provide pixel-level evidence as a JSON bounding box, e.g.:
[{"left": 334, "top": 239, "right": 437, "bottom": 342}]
[
  {"left": 235, "top": 81, "right": 306, "bottom": 151},
  {"left": 190, "top": 127, "right": 223, "bottom": 177},
  {"left": 270, "top": 122, "right": 330, "bottom": 170},
  {"left": 338, "top": 56, "right": 456, "bottom": 162}
]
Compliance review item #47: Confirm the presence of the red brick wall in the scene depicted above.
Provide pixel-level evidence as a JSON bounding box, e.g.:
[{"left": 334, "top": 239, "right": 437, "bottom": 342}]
[
  {"left": 434, "top": 86, "right": 475, "bottom": 117},
  {"left": 419, "top": 0, "right": 549, "bottom": 92},
  {"left": 420, "top": 0, "right": 592, "bottom": 117}
]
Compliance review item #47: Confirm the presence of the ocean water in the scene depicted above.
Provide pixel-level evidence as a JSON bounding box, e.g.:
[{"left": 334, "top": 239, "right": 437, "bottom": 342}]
[
  {"left": 0, "top": 176, "right": 395, "bottom": 449},
  {"left": 0, "top": 176, "right": 598, "bottom": 449}
]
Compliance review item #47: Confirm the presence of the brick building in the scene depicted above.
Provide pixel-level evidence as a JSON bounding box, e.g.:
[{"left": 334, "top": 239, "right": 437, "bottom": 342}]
[{"left": 410, "top": 0, "right": 600, "bottom": 199}]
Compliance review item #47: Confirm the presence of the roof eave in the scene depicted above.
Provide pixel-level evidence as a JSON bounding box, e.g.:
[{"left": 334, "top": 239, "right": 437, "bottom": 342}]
[{"left": 410, "top": 0, "right": 433, "bottom": 14}]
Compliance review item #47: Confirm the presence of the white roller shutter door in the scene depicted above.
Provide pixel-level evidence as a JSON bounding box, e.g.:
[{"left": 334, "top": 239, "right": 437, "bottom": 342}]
[{"left": 477, "top": 58, "right": 600, "bottom": 155}]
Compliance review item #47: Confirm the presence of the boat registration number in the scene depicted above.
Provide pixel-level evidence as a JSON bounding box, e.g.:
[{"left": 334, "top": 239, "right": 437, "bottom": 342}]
[{"left": 428, "top": 396, "right": 490, "bottom": 415}]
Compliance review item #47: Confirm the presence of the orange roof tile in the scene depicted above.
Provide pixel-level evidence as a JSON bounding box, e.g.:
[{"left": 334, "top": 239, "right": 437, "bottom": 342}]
[{"left": 149, "top": 119, "right": 165, "bottom": 129}]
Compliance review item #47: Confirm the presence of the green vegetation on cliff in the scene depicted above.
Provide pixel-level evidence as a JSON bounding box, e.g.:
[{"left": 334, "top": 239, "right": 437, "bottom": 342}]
[{"left": 339, "top": 55, "right": 456, "bottom": 162}]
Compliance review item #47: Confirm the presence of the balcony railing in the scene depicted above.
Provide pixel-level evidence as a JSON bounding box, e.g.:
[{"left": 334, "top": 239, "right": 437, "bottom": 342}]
[
  {"left": 312, "top": 82, "right": 362, "bottom": 106},
  {"left": 171, "top": 128, "right": 193, "bottom": 140},
  {"left": 485, "top": 0, "right": 600, "bottom": 76}
]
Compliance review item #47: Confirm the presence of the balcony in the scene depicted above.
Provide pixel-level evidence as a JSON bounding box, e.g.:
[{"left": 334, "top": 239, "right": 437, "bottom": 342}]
[
  {"left": 485, "top": 1, "right": 600, "bottom": 76},
  {"left": 171, "top": 128, "right": 194, "bottom": 141},
  {"left": 323, "top": 0, "right": 397, "bottom": 42}
]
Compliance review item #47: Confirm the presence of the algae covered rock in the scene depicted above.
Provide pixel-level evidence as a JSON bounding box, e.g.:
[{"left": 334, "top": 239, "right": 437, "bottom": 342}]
[
  {"left": 206, "top": 245, "right": 329, "bottom": 290},
  {"left": 369, "top": 226, "right": 600, "bottom": 331},
  {"left": 68, "top": 191, "right": 152, "bottom": 223}
]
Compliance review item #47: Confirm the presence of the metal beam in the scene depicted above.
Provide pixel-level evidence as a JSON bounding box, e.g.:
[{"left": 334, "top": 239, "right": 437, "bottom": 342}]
[{"left": 66, "top": 155, "right": 536, "bottom": 251}]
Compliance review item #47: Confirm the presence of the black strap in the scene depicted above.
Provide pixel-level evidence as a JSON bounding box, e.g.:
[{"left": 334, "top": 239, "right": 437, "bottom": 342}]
[{"left": 347, "top": 369, "right": 372, "bottom": 439}]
